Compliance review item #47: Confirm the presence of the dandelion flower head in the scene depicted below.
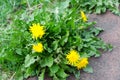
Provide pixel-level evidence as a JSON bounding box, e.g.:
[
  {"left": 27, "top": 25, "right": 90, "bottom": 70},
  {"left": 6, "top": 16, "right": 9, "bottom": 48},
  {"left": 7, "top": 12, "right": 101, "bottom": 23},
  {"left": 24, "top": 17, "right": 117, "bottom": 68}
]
[
  {"left": 33, "top": 43, "right": 43, "bottom": 52},
  {"left": 29, "top": 23, "right": 45, "bottom": 39},
  {"left": 80, "top": 11, "right": 87, "bottom": 22},
  {"left": 66, "top": 50, "right": 80, "bottom": 65},
  {"left": 75, "top": 58, "right": 88, "bottom": 69}
]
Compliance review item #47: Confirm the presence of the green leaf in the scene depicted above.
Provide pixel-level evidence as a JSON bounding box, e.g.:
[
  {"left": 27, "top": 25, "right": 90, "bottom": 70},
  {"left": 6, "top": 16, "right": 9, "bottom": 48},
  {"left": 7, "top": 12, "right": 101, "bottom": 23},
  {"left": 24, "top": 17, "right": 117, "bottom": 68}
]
[
  {"left": 48, "top": 48, "right": 53, "bottom": 53},
  {"left": 56, "top": 69, "right": 68, "bottom": 78},
  {"left": 60, "top": 31, "right": 69, "bottom": 46},
  {"left": 60, "top": 36, "right": 68, "bottom": 46},
  {"left": 95, "top": 53, "right": 101, "bottom": 57},
  {"left": 44, "top": 43, "right": 53, "bottom": 53},
  {"left": 51, "top": 41, "right": 59, "bottom": 50},
  {"left": 73, "top": 71, "right": 80, "bottom": 80},
  {"left": 58, "top": 0, "right": 70, "bottom": 14},
  {"left": 60, "top": 0, "right": 70, "bottom": 9},
  {"left": 107, "top": 44, "right": 113, "bottom": 52},
  {"left": 83, "top": 65, "right": 93, "bottom": 73},
  {"left": 41, "top": 56, "right": 53, "bottom": 67},
  {"left": 97, "top": 0, "right": 102, "bottom": 6},
  {"left": 53, "top": 74, "right": 59, "bottom": 80},
  {"left": 94, "top": 51, "right": 101, "bottom": 57},
  {"left": 52, "top": 26, "right": 61, "bottom": 35},
  {"left": 24, "top": 54, "right": 38, "bottom": 67},
  {"left": 50, "top": 65, "right": 60, "bottom": 74},
  {"left": 24, "top": 67, "right": 35, "bottom": 78},
  {"left": 96, "top": 7, "right": 101, "bottom": 14},
  {"left": 90, "top": 27, "right": 103, "bottom": 36},
  {"left": 73, "top": 35, "right": 82, "bottom": 46},
  {"left": 15, "top": 49, "right": 22, "bottom": 55},
  {"left": 38, "top": 69, "right": 45, "bottom": 80},
  {"left": 80, "top": 52, "right": 89, "bottom": 58}
]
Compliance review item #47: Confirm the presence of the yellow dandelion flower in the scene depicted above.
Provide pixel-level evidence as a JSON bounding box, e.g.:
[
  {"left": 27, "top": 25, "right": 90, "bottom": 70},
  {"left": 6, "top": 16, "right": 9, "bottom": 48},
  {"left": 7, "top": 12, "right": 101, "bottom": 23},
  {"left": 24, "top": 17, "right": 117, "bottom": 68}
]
[
  {"left": 80, "top": 11, "right": 87, "bottom": 22},
  {"left": 33, "top": 43, "right": 43, "bottom": 52},
  {"left": 29, "top": 23, "right": 45, "bottom": 39},
  {"left": 66, "top": 50, "right": 80, "bottom": 65},
  {"left": 75, "top": 58, "right": 88, "bottom": 70}
]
